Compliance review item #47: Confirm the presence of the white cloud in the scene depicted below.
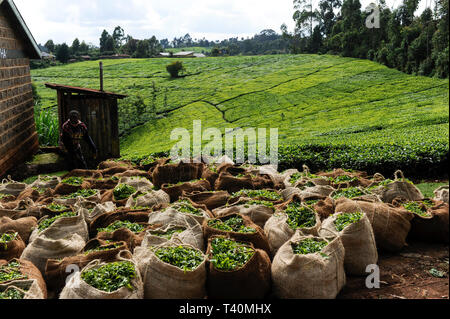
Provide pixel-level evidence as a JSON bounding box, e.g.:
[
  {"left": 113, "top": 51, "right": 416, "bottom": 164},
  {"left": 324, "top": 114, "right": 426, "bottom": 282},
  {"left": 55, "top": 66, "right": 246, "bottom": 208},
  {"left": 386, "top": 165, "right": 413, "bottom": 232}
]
[{"left": 13, "top": 0, "right": 431, "bottom": 46}]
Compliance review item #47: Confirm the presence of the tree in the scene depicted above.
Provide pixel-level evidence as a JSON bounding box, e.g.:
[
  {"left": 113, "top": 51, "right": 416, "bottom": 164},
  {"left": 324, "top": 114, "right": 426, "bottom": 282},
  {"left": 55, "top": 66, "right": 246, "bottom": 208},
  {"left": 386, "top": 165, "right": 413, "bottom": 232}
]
[
  {"left": 319, "top": 0, "right": 342, "bottom": 37},
  {"left": 79, "top": 41, "right": 89, "bottom": 54},
  {"left": 56, "top": 43, "right": 70, "bottom": 63},
  {"left": 71, "top": 38, "right": 80, "bottom": 55},
  {"left": 135, "top": 40, "right": 149, "bottom": 58},
  {"left": 113, "top": 26, "right": 125, "bottom": 49},
  {"left": 100, "top": 30, "right": 110, "bottom": 53},
  {"left": 293, "top": 0, "right": 320, "bottom": 37},
  {"left": 44, "top": 40, "right": 55, "bottom": 53},
  {"left": 166, "top": 61, "right": 185, "bottom": 78}
]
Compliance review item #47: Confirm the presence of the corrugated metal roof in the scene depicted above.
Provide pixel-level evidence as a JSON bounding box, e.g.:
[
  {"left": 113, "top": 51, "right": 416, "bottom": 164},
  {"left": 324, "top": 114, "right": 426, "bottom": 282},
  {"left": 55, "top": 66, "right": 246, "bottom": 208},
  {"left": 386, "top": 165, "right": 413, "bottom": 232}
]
[
  {"left": 0, "top": 0, "right": 42, "bottom": 59},
  {"left": 45, "top": 83, "right": 128, "bottom": 99}
]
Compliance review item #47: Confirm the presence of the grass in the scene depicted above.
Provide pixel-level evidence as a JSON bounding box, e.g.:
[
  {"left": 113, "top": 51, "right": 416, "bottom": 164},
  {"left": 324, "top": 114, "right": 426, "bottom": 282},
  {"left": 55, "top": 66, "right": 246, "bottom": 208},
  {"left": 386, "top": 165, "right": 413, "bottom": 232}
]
[
  {"left": 31, "top": 54, "right": 449, "bottom": 176},
  {"left": 416, "top": 182, "right": 448, "bottom": 198}
]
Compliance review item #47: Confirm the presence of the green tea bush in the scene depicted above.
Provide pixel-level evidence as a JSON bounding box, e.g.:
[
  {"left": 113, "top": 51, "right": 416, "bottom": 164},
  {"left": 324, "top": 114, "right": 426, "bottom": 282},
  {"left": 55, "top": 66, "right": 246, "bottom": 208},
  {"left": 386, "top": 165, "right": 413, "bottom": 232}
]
[
  {"left": 292, "top": 238, "right": 328, "bottom": 255},
  {"left": 97, "top": 220, "right": 145, "bottom": 234},
  {"left": 166, "top": 61, "right": 185, "bottom": 78},
  {"left": 113, "top": 184, "right": 137, "bottom": 200},
  {"left": 0, "top": 261, "right": 27, "bottom": 282},
  {"left": 0, "top": 232, "right": 18, "bottom": 250},
  {"left": 334, "top": 212, "right": 364, "bottom": 231},
  {"left": 38, "top": 211, "right": 77, "bottom": 232},
  {"left": 208, "top": 216, "right": 256, "bottom": 233},
  {"left": 285, "top": 202, "right": 317, "bottom": 230}
]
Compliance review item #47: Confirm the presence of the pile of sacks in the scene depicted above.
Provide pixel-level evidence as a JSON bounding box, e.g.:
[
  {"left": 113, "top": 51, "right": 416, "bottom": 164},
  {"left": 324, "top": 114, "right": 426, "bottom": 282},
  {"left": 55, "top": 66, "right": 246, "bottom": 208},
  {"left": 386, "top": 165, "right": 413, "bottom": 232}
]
[{"left": 0, "top": 158, "right": 448, "bottom": 299}]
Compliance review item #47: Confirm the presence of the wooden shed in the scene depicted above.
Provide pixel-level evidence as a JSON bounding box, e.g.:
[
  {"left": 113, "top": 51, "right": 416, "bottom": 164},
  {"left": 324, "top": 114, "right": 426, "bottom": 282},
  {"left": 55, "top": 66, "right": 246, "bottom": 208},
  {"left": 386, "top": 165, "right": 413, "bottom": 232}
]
[
  {"left": 45, "top": 83, "right": 127, "bottom": 164},
  {"left": 0, "top": 0, "right": 41, "bottom": 177}
]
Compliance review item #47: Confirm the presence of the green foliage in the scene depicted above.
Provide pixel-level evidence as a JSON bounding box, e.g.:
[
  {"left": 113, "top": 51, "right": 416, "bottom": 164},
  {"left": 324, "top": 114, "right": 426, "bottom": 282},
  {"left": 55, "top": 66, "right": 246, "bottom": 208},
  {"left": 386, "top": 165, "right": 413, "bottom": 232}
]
[
  {"left": 0, "top": 288, "right": 25, "bottom": 299},
  {"left": 332, "top": 187, "right": 367, "bottom": 199},
  {"left": 34, "top": 106, "right": 59, "bottom": 147},
  {"left": 0, "top": 262, "right": 27, "bottom": 283},
  {"left": 209, "top": 237, "right": 255, "bottom": 271},
  {"left": 61, "top": 189, "right": 98, "bottom": 199},
  {"left": 97, "top": 220, "right": 145, "bottom": 234},
  {"left": 46, "top": 203, "right": 70, "bottom": 213},
  {"left": 285, "top": 202, "right": 317, "bottom": 230},
  {"left": 84, "top": 243, "right": 123, "bottom": 255},
  {"left": 81, "top": 261, "right": 137, "bottom": 292},
  {"left": 0, "top": 232, "right": 18, "bottom": 250},
  {"left": 403, "top": 202, "right": 430, "bottom": 217},
  {"left": 170, "top": 200, "right": 203, "bottom": 216},
  {"left": 154, "top": 246, "right": 204, "bottom": 272},
  {"left": 166, "top": 61, "right": 185, "bottom": 78},
  {"left": 245, "top": 200, "right": 275, "bottom": 208},
  {"left": 231, "top": 189, "right": 281, "bottom": 201},
  {"left": 208, "top": 216, "right": 256, "bottom": 233},
  {"left": 113, "top": 184, "right": 137, "bottom": 200},
  {"left": 292, "top": 238, "right": 328, "bottom": 255},
  {"left": 62, "top": 177, "right": 84, "bottom": 186},
  {"left": 334, "top": 212, "right": 364, "bottom": 232},
  {"left": 38, "top": 211, "right": 77, "bottom": 232},
  {"left": 152, "top": 227, "right": 186, "bottom": 240}
]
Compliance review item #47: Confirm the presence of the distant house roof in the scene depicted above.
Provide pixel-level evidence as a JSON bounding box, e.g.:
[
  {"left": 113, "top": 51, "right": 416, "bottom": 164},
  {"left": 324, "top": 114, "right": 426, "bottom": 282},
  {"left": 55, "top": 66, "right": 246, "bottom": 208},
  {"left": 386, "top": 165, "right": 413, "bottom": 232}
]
[
  {"left": 173, "top": 51, "right": 195, "bottom": 57},
  {"left": 41, "top": 52, "right": 55, "bottom": 58},
  {"left": 0, "top": 0, "right": 41, "bottom": 59},
  {"left": 45, "top": 83, "right": 128, "bottom": 99},
  {"left": 193, "top": 53, "right": 206, "bottom": 58},
  {"left": 159, "top": 52, "right": 171, "bottom": 57}
]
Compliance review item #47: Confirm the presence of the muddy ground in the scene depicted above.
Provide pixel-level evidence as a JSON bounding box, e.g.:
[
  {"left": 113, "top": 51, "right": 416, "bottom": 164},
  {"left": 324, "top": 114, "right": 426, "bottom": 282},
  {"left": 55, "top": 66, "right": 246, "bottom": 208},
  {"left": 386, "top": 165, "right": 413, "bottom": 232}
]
[{"left": 338, "top": 240, "right": 449, "bottom": 299}]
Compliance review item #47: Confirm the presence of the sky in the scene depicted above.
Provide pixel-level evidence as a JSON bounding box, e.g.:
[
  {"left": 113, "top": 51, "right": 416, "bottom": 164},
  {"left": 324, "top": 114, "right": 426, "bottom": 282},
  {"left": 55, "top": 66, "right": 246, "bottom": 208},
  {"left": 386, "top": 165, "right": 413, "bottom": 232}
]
[{"left": 14, "top": 0, "right": 431, "bottom": 46}]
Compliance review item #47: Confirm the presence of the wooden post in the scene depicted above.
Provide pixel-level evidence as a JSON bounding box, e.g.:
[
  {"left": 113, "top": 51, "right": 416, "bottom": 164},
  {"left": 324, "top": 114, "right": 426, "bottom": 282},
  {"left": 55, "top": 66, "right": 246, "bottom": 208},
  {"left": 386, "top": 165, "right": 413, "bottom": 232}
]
[{"left": 99, "top": 61, "right": 104, "bottom": 91}]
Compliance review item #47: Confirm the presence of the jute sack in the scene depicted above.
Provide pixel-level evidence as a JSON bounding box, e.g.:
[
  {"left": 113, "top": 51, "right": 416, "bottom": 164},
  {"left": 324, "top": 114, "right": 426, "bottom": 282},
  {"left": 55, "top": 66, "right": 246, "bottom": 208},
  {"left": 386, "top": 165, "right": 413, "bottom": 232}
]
[
  {"left": 0, "top": 279, "right": 45, "bottom": 299},
  {"left": 283, "top": 166, "right": 331, "bottom": 189},
  {"left": 434, "top": 186, "right": 449, "bottom": 204},
  {"left": 30, "top": 176, "right": 61, "bottom": 190},
  {"left": 271, "top": 232, "right": 346, "bottom": 299},
  {"left": 16, "top": 187, "right": 42, "bottom": 202},
  {"left": 141, "top": 216, "right": 204, "bottom": 251},
  {"left": 151, "top": 199, "right": 213, "bottom": 226},
  {"left": 98, "top": 160, "right": 133, "bottom": 170},
  {"left": 60, "top": 253, "right": 144, "bottom": 299},
  {"left": 162, "top": 179, "right": 212, "bottom": 202},
  {"left": 0, "top": 216, "right": 37, "bottom": 244},
  {"left": 264, "top": 198, "right": 321, "bottom": 256},
  {"left": 214, "top": 172, "right": 274, "bottom": 194},
  {"left": 133, "top": 241, "right": 207, "bottom": 299},
  {"left": 74, "top": 200, "right": 117, "bottom": 225},
  {"left": 53, "top": 190, "right": 102, "bottom": 206},
  {"left": 206, "top": 236, "right": 271, "bottom": 299},
  {"left": 45, "top": 240, "right": 131, "bottom": 293},
  {"left": 118, "top": 176, "right": 154, "bottom": 192},
  {"left": 335, "top": 198, "right": 414, "bottom": 252},
  {"left": 91, "top": 210, "right": 157, "bottom": 252},
  {"left": 213, "top": 200, "right": 275, "bottom": 228},
  {"left": 203, "top": 213, "right": 271, "bottom": 255},
  {"left": 404, "top": 200, "right": 449, "bottom": 244},
  {"left": 0, "top": 232, "right": 26, "bottom": 261},
  {"left": 53, "top": 179, "right": 92, "bottom": 196},
  {"left": 125, "top": 190, "right": 170, "bottom": 209},
  {"left": 281, "top": 169, "right": 301, "bottom": 189},
  {"left": 20, "top": 233, "right": 86, "bottom": 274},
  {"left": 0, "top": 178, "right": 27, "bottom": 197},
  {"left": 29, "top": 209, "right": 89, "bottom": 243},
  {"left": 62, "top": 169, "right": 103, "bottom": 179},
  {"left": 319, "top": 213, "right": 378, "bottom": 276},
  {"left": 281, "top": 185, "right": 334, "bottom": 202},
  {"left": 152, "top": 162, "right": 206, "bottom": 189},
  {"left": 0, "top": 258, "right": 48, "bottom": 299},
  {"left": 182, "top": 191, "right": 230, "bottom": 211},
  {"left": 248, "top": 165, "right": 285, "bottom": 189},
  {"left": 371, "top": 170, "right": 424, "bottom": 203}
]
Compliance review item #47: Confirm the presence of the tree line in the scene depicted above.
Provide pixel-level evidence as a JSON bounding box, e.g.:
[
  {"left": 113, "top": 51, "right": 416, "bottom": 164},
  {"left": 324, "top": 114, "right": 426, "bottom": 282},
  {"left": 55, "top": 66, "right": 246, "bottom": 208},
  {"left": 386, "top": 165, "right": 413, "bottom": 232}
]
[
  {"left": 36, "top": 0, "right": 448, "bottom": 78},
  {"left": 282, "top": 0, "right": 448, "bottom": 78}
]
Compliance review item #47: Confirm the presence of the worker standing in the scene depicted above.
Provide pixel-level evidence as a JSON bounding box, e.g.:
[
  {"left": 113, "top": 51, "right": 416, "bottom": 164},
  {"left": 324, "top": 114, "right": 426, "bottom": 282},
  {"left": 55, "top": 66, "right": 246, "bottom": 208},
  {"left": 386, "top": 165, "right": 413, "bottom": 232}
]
[{"left": 61, "top": 110, "right": 98, "bottom": 169}]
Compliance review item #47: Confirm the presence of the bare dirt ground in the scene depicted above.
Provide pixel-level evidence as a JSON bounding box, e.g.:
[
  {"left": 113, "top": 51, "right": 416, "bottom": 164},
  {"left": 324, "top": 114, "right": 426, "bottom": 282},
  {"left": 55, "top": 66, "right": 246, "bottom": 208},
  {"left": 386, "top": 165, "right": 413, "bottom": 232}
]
[{"left": 338, "top": 241, "right": 449, "bottom": 299}]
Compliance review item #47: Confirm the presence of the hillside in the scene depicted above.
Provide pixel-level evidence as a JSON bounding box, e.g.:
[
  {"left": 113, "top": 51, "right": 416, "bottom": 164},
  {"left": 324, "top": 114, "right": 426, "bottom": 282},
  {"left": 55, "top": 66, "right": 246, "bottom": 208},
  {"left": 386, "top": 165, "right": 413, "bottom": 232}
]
[{"left": 31, "top": 54, "right": 449, "bottom": 175}]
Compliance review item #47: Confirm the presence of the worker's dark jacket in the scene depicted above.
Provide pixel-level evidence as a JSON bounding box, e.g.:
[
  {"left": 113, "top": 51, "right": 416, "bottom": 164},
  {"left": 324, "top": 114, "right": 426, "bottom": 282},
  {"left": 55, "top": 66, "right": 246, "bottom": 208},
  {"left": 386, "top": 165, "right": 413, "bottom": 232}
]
[{"left": 61, "top": 120, "right": 97, "bottom": 154}]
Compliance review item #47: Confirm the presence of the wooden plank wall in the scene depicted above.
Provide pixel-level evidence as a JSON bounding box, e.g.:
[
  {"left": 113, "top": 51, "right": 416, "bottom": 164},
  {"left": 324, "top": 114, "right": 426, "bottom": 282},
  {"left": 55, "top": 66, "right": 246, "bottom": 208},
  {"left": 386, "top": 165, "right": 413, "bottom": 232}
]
[
  {"left": 59, "top": 93, "right": 120, "bottom": 164},
  {"left": 0, "top": 9, "right": 39, "bottom": 177}
]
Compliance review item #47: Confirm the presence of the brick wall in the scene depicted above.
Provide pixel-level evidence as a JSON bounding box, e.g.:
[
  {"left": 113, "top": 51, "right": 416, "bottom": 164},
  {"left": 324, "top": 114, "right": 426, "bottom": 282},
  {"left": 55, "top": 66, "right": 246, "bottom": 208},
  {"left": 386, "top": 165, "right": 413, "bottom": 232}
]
[{"left": 0, "top": 9, "right": 39, "bottom": 177}]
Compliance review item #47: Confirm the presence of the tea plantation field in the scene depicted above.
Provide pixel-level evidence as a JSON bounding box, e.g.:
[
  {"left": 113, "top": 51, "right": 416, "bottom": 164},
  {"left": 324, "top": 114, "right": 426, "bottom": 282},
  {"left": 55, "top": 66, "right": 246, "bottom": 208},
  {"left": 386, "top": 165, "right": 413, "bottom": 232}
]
[{"left": 31, "top": 54, "right": 449, "bottom": 177}]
